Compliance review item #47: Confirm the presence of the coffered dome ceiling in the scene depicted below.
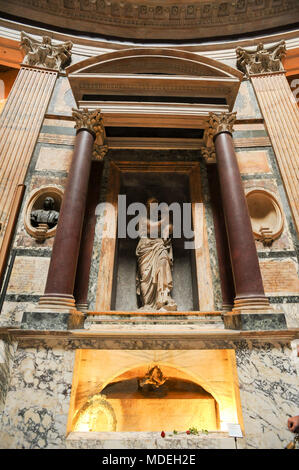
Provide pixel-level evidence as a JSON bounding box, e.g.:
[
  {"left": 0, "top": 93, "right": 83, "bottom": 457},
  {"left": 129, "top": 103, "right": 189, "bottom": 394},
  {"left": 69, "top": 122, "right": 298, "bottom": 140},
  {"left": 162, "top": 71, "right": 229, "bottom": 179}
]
[{"left": 0, "top": 0, "right": 298, "bottom": 42}]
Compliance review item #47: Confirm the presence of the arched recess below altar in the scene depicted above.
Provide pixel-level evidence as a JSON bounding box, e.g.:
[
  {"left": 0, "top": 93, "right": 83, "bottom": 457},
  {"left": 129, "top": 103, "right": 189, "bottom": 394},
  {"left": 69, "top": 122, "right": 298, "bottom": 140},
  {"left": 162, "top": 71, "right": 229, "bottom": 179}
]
[{"left": 67, "top": 349, "right": 243, "bottom": 434}]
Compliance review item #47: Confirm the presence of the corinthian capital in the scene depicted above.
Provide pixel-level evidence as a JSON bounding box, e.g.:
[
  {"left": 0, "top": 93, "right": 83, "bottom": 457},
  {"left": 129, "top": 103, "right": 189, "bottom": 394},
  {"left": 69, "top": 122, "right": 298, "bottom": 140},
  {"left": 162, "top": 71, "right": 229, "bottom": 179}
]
[
  {"left": 236, "top": 40, "right": 286, "bottom": 76},
  {"left": 72, "top": 108, "right": 106, "bottom": 146},
  {"left": 207, "top": 112, "right": 236, "bottom": 144},
  {"left": 20, "top": 31, "right": 72, "bottom": 71}
]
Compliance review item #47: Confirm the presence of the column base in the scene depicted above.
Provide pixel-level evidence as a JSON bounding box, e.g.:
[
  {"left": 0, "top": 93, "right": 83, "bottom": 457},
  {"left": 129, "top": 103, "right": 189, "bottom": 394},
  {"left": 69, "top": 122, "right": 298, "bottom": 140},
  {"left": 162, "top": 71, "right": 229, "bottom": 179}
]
[
  {"left": 38, "top": 294, "right": 77, "bottom": 313},
  {"left": 20, "top": 293, "right": 86, "bottom": 330},
  {"left": 221, "top": 302, "right": 234, "bottom": 312},
  {"left": 76, "top": 302, "right": 89, "bottom": 313},
  {"left": 223, "top": 311, "right": 287, "bottom": 331},
  {"left": 233, "top": 295, "right": 271, "bottom": 312}
]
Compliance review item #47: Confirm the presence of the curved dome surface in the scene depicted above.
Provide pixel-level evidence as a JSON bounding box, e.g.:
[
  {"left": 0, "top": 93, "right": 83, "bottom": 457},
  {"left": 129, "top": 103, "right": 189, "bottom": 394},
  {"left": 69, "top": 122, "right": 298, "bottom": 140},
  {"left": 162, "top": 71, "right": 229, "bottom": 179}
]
[{"left": 0, "top": 0, "right": 298, "bottom": 42}]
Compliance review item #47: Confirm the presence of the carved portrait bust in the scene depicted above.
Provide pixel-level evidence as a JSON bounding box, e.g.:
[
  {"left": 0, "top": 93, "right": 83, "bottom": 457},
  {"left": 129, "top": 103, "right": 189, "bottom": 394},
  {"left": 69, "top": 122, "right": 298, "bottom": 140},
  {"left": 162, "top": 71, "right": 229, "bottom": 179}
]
[
  {"left": 24, "top": 186, "right": 63, "bottom": 242},
  {"left": 30, "top": 196, "right": 59, "bottom": 229}
]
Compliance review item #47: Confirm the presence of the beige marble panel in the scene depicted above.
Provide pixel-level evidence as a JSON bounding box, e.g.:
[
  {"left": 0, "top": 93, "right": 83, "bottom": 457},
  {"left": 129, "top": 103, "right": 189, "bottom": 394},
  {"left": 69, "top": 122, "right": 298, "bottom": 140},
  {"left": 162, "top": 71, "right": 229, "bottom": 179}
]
[
  {"left": 6, "top": 256, "right": 50, "bottom": 295},
  {"left": 236, "top": 150, "right": 271, "bottom": 174},
  {"left": 36, "top": 146, "right": 73, "bottom": 172},
  {"left": 260, "top": 259, "right": 299, "bottom": 295}
]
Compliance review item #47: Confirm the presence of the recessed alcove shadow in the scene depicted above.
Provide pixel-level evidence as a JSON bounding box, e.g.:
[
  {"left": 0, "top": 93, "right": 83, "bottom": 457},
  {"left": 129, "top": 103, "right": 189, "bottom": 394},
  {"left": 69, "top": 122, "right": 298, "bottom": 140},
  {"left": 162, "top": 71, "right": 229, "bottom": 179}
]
[{"left": 112, "top": 172, "right": 198, "bottom": 311}]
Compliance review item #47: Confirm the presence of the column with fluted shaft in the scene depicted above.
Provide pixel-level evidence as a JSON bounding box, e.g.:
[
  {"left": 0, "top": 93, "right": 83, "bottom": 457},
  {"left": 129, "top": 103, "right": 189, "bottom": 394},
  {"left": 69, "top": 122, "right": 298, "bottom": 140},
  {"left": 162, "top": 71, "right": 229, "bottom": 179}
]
[
  {"left": 0, "top": 31, "right": 72, "bottom": 249},
  {"left": 208, "top": 112, "right": 286, "bottom": 330},
  {"left": 236, "top": 41, "right": 299, "bottom": 236},
  {"left": 38, "top": 109, "right": 106, "bottom": 316}
]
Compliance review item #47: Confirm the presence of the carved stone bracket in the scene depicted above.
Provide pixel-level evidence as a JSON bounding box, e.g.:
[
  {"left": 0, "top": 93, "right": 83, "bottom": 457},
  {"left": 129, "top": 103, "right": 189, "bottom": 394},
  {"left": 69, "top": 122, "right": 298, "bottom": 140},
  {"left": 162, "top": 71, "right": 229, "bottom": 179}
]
[
  {"left": 201, "top": 146, "right": 216, "bottom": 164},
  {"left": 20, "top": 31, "right": 72, "bottom": 71},
  {"left": 236, "top": 40, "right": 286, "bottom": 76},
  {"left": 93, "top": 144, "right": 109, "bottom": 161}
]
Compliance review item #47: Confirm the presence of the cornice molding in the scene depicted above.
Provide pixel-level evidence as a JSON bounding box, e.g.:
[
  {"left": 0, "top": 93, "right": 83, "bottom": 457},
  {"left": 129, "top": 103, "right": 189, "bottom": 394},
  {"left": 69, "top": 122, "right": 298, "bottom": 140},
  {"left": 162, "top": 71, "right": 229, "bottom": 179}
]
[{"left": 1, "top": 18, "right": 299, "bottom": 64}]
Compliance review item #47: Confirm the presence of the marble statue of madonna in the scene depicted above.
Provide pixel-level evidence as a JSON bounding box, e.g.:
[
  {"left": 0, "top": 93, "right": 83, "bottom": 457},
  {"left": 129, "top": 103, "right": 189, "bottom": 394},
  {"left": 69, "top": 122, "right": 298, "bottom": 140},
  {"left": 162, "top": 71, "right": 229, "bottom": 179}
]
[{"left": 136, "top": 197, "right": 177, "bottom": 311}]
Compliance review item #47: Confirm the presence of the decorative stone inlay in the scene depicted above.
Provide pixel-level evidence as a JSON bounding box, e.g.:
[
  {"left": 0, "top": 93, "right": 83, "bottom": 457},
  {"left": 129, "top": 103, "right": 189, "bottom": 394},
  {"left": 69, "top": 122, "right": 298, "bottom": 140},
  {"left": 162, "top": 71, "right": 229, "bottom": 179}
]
[
  {"left": 236, "top": 41, "right": 286, "bottom": 76},
  {"left": 72, "top": 108, "right": 107, "bottom": 149},
  {"left": 20, "top": 31, "right": 72, "bottom": 71},
  {"left": 246, "top": 189, "right": 284, "bottom": 247}
]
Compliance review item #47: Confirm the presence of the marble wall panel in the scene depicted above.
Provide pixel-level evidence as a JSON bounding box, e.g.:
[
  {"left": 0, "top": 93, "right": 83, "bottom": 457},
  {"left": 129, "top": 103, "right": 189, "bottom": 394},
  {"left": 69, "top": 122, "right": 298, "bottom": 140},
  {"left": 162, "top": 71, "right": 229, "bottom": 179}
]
[
  {"left": 0, "top": 344, "right": 76, "bottom": 449},
  {"left": 235, "top": 341, "right": 299, "bottom": 449},
  {"left": 273, "top": 303, "right": 299, "bottom": 329},
  {"left": 6, "top": 257, "right": 50, "bottom": 296},
  {"left": 0, "top": 338, "right": 15, "bottom": 413},
  {"left": 232, "top": 80, "right": 262, "bottom": 120},
  {"left": 260, "top": 259, "right": 299, "bottom": 295},
  {"left": 35, "top": 146, "right": 73, "bottom": 172},
  {"left": 46, "top": 77, "right": 76, "bottom": 116},
  {"left": 236, "top": 150, "right": 271, "bottom": 175}
]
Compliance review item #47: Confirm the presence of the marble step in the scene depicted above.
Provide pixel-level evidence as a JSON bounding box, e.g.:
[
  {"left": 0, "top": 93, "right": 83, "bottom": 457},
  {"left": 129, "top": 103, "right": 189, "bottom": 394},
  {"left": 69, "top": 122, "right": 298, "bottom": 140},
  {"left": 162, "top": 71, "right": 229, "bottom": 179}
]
[{"left": 84, "top": 313, "right": 224, "bottom": 330}]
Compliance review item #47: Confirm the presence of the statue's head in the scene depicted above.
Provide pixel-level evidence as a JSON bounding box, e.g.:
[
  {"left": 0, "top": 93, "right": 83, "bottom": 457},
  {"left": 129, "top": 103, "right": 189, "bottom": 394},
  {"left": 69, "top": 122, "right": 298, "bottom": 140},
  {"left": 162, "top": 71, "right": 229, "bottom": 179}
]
[
  {"left": 43, "top": 196, "right": 55, "bottom": 210},
  {"left": 146, "top": 197, "right": 158, "bottom": 214},
  {"left": 146, "top": 197, "right": 158, "bottom": 207}
]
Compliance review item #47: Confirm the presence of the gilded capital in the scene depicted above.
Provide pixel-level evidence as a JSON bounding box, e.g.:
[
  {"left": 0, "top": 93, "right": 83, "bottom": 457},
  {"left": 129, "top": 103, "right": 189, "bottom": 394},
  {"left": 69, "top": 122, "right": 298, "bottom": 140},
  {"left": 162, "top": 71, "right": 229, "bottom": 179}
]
[
  {"left": 20, "top": 31, "right": 72, "bottom": 71},
  {"left": 236, "top": 40, "right": 286, "bottom": 76},
  {"left": 72, "top": 108, "right": 106, "bottom": 146},
  {"left": 207, "top": 112, "right": 237, "bottom": 143}
]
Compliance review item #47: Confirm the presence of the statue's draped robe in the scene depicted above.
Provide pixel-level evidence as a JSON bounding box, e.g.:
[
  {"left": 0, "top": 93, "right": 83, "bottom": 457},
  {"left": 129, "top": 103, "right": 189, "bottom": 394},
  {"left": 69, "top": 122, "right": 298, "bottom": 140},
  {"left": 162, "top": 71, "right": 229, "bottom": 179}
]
[{"left": 136, "top": 236, "right": 174, "bottom": 310}]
